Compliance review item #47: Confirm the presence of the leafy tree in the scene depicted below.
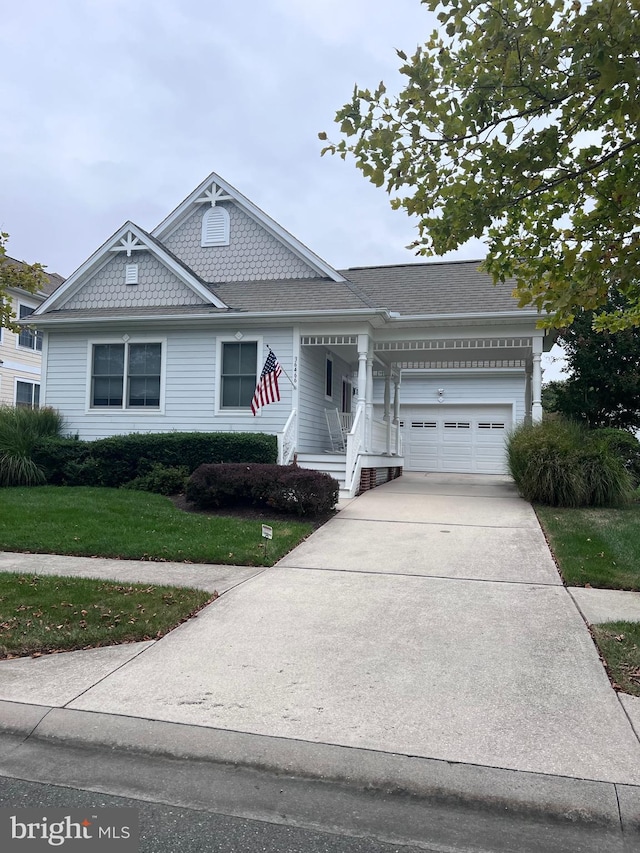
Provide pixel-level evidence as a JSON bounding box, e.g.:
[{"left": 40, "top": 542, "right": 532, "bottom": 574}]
[
  {"left": 547, "top": 300, "right": 640, "bottom": 429},
  {"left": 0, "top": 232, "right": 47, "bottom": 332},
  {"left": 541, "top": 379, "right": 567, "bottom": 415},
  {"left": 321, "top": 0, "right": 640, "bottom": 330}
]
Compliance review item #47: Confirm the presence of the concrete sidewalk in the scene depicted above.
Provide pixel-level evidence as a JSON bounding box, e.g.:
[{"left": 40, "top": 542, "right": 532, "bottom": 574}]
[{"left": 1, "top": 473, "right": 640, "bottom": 836}]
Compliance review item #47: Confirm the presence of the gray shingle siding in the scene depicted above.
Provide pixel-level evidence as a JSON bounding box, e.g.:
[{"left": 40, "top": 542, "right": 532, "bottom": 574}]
[{"left": 162, "top": 202, "right": 321, "bottom": 282}]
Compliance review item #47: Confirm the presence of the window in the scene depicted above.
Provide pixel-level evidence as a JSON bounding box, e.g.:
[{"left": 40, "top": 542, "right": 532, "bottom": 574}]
[
  {"left": 341, "top": 379, "right": 352, "bottom": 414},
  {"left": 18, "top": 304, "right": 42, "bottom": 351},
  {"left": 91, "top": 342, "right": 161, "bottom": 408},
  {"left": 221, "top": 341, "right": 257, "bottom": 408},
  {"left": 325, "top": 356, "right": 333, "bottom": 400},
  {"left": 201, "top": 207, "right": 230, "bottom": 247},
  {"left": 16, "top": 380, "right": 40, "bottom": 408}
]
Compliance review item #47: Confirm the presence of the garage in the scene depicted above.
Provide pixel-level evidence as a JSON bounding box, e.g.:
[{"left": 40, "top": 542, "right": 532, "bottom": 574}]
[{"left": 400, "top": 405, "right": 512, "bottom": 474}]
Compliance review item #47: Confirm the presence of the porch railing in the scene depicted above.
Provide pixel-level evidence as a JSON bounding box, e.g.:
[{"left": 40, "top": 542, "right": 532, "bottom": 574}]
[
  {"left": 344, "top": 403, "right": 365, "bottom": 493},
  {"left": 277, "top": 408, "right": 297, "bottom": 465},
  {"left": 371, "top": 417, "right": 400, "bottom": 456}
]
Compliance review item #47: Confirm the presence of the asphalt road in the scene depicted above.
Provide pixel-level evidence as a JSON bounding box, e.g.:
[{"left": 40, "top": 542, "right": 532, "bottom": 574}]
[
  {"left": 0, "top": 775, "right": 439, "bottom": 853},
  {"left": 0, "top": 734, "right": 631, "bottom": 853}
]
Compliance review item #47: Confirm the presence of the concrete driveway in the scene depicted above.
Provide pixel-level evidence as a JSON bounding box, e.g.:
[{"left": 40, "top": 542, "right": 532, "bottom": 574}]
[{"left": 2, "top": 472, "right": 640, "bottom": 786}]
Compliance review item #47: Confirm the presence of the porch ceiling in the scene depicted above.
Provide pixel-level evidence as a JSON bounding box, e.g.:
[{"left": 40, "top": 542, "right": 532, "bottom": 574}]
[{"left": 301, "top": 335, "right": 532, "bottom": 370}]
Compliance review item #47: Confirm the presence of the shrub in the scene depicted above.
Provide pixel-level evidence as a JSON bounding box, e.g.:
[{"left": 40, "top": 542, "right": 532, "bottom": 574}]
[
  {"left": 593, "top": 428, "right": 640, "bottom": 488},
  {"left": 507, "top": 418, "right": 633, "bottom": 507},
  {"left": 123, "top": 464, "right": 189, "bottom": 496},
  {"left": 32, "top": 431, "right": 277, "bottom": 487},
  {"left": 31, "top": 436, "right": 92, "bottom": 485},
  {"left": 0, "top": 406, "right": 65, "bottom": 486},
  {"left": 186, "top": 463, "right": 339, "bottom": 516}
]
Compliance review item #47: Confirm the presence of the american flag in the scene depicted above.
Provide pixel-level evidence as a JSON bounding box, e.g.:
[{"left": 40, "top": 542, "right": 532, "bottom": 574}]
[{"left": 251, "top": 350, "right": 282, "bottom": 415}]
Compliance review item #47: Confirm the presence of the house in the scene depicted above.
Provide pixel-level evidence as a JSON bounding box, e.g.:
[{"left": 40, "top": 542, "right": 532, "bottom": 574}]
[
  {"left": 30, "top": 172, "right": 550, "bottom": 496},
  {"left": 0, "top": 260, "right": 64, "bottom": 407}
]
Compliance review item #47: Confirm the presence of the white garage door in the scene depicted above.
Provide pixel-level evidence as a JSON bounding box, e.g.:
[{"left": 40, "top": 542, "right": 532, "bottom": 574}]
[{"left": 401, "top": 405, "right": 511, "bottom": 474}]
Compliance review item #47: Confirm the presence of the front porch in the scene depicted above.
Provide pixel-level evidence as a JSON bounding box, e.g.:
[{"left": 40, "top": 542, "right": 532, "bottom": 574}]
[{"left": 276, "top": 326, "right": 547, "bottom": 498}]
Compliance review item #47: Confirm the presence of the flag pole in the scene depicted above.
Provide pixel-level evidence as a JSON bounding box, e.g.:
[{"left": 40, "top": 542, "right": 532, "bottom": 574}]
[{"left": 266, "top": 344, "right": 296, "bottom": 389}]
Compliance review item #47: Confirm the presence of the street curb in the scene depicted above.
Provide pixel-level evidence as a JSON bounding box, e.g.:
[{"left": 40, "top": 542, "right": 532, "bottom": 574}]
[{"left": 1, "top": 699, "right": 639, "bottom": 836}]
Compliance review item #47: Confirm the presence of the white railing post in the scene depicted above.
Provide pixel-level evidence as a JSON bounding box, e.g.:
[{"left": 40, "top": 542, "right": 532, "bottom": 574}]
[{"left": 277, "top": 409, "right": 297, "bottom": 465}]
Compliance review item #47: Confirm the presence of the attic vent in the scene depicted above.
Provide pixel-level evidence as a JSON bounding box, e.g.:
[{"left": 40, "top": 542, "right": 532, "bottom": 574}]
[
  {"left": 125, "top": 264, "right": 139, "bottom": 285},
  {"left": 201, "top": 207, "right": 230, "bottom": 247}
]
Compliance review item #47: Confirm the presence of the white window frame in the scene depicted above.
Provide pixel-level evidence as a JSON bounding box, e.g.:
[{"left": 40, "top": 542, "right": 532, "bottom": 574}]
[
  {"left": 85, "top": 337, "right": 167, "bottom": 414},
  {"left": 215, "top": 335, "right": 262, "bottom": 416},
  {"left": 14, "top": 378, "right": 40, "bottom": 408},
  {"left": 16, "top": 302, "right": 42, "bottom": 352}
]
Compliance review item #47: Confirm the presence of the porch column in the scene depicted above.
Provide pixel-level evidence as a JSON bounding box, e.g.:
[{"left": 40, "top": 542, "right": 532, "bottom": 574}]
[
  {"left": 532, "top": 336, "right": 543, "bottom": 423},
  {"left": 357, "top": 335, "right": 368, "bottom": 409},
  {"left": 524, "top": 364, "right": 532, "bottom": 426},
  {"left": 393, "top": 375, "right": 401, "bottom": 455},
  {"left": 365, "top": 349, "right": 374, "bottom": 451},
  {"left": 384, "top": 370, "right": 392, "bottom": 454}
]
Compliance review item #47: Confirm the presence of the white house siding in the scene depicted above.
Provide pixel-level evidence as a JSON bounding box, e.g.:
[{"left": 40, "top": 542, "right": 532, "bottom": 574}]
[
  {"left": 297, "top": 347, "right": 352, "bottom": 453},
  {"left": 388, "top": 370, "right": 526, "bottom": 420},
  {"left": 44, "top": 326, "right": 295, "bottom": 442},
  {"left": 63, "top": 254, "right": 207, "bottom": 311},
  {"left": 374, "top": 370, "right": 526, "bottom": 474},
  {"left": 162, "top": 203, "right": 319, "bottom": 283}
]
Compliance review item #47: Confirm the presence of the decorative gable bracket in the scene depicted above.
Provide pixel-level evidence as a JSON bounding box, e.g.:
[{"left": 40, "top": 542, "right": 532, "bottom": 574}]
[
  {"left": 110, "top": 231, "right": 147, "bottom": 258},
  {"left": 194, "top": 181, "right": 233, "bottom": 207}
]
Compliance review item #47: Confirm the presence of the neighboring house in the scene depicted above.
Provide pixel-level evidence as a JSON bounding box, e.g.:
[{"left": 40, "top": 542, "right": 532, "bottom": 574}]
[
  {"left": 30, "top": 172, "right": 552, "bottom": 496},
  {"left": 0, "top": 261, "right": 64, "bottom": 407}
]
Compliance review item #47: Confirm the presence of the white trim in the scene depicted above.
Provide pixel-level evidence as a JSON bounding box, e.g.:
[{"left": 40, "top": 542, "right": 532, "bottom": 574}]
[
  {"left": 215, "top": 335, "right": 263, "bottom": 416},
  {"left": 40, "top": 331, "right": 49, "bottom": 406},
  {"left": 14, "top": 376, "right": 40, "bottom": 408},
  {"left": 0, "top": 360, "right": 40, "bottom": 375},
  {"left": 84, "top": 336, "right": 167, "bottom": 415},
  {"left": 35, "top": 222, "right": 228, "bottom": 315},
  {"left": 152, "top": 171, "right": 346, "bottom": 283}
]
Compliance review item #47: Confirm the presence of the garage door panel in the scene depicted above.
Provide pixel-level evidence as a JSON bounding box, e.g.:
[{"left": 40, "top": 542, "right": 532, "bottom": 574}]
[{"left": 402, "top": 405, "right": 511, "bottom": 475}]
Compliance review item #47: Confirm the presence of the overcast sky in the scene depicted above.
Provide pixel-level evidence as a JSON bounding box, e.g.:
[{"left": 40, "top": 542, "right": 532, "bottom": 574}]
[{"left": 0, "top": 0, "right": 565, "bottom": 378}]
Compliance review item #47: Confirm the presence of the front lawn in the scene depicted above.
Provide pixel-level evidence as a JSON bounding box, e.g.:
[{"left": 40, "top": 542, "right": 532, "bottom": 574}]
[
  {"left": 0, "top": 486, "right": 313, "bottom": 566},
  {"left": 535, "top": 504, "right": 640, "bottom": 591},
  {"left": 591, "top": 622, "right": 640, "bottom": 697},
  {"left": 0, "top": 573, "right": 212, "bottom": 658}
]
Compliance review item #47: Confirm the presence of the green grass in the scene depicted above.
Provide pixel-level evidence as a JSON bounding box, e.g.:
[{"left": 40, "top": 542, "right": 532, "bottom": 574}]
[
  {"left": 591, "top": 622, "right": 640, "bottom": 697},
  {"left": 0, "top": 486, "right": 313, "bottom": 567},
  {"left": 536, "top": 504, "right": 640, "bottom": 590},
  {"left": 0, "top": 572, "right": 212, "bottom": 658}
]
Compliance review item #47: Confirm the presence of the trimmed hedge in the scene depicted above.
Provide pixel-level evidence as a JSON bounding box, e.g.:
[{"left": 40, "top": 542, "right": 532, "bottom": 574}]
[
  {"left": 186, "top": 463, "right": 339, "bottom": 516},
  {"left": 507, "top": 419, "right": 633, "bottom": 507},
  {"left": 32, "top": 432, "right": 277, "bottom": 488}
]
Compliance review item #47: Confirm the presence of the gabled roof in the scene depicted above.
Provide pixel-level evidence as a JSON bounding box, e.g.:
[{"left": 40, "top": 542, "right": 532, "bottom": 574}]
[
  {"left": 2, "top": 256, "right": 65, "bottom": 298},
  {"left": 342, "top": 259, "right": 526, "bottom": 316},
  {"left": 152, "top": 171, "right": 346, "bottom": 284},
  {"left": 35, "top": 222, "right": 227, "bottom": 315}
]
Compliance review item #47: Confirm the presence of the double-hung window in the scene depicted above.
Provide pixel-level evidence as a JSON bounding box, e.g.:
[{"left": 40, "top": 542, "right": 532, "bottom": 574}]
[
  {"left": 91, "top": 342, "right": 162, "bottom": 408},
  {"left": 18, "top": 304, "right": 42, "bottom": 351},
  {"left": 220, "top": 341, "right": 257, "bottom": 409},
  {"left": 16, "top": 380, "right": 40, "bottom": 408}
]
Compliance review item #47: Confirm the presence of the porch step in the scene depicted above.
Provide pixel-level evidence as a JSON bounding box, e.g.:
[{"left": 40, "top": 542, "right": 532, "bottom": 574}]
[{"left": 296, "top": 453, "right": 347, "bottom": 488}]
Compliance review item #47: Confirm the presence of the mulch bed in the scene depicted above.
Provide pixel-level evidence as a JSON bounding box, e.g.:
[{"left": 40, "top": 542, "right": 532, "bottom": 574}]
[{"left": 169, "top": 494, "right": 334, "bottom": 528}]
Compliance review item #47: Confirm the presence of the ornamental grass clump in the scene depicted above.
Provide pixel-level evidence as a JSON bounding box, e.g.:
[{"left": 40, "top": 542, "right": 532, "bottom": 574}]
[
  {"left": 0, "top": 406, "right": 65, "bottom": 486},
  {"left": 507, "top": 418, "right": 633, "bottom": 508}
]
